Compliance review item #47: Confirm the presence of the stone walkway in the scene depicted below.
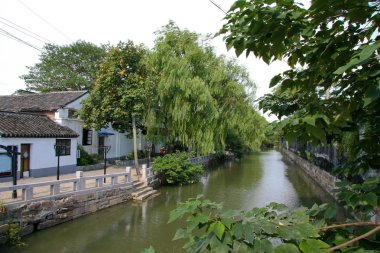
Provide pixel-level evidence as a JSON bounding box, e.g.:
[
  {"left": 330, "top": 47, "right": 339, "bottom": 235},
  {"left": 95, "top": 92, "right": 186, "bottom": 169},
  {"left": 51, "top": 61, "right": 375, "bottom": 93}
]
[{"left": 0, "top": 165, "right": 140, "bottom": 204}]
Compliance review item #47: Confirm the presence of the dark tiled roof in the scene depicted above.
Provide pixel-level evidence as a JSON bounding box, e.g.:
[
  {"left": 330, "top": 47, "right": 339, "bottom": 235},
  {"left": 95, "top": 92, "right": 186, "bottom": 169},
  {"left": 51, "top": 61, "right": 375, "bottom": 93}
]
[
  {"left": 0, "top": 111, "right": 79, "bottom": 138},
  {"left": 0, "top": 91, "right": 88, "bottom": 112}
]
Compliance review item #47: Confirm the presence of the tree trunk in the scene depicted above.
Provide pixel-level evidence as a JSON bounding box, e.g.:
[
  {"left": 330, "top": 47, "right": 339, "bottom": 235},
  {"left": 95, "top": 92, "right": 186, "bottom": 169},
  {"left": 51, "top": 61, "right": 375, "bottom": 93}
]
[{"left": 132, "top": 115, "right": 140, "bottom": 175}]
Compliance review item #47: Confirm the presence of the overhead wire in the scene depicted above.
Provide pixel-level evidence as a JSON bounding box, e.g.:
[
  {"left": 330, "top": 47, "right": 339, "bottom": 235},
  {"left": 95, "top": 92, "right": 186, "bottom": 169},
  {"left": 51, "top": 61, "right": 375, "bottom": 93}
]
[
  {"left": 208, "top": 0, "right": 227, "bottom": 14},
  {"left": 17, "top": 0, "right": 72, "bottom": 42},
  {"left": 0, "top": 27, "right": 42, "bottom": 52},
  {"left": 0, "top": 16, "right": 55, "bottom": 44}
]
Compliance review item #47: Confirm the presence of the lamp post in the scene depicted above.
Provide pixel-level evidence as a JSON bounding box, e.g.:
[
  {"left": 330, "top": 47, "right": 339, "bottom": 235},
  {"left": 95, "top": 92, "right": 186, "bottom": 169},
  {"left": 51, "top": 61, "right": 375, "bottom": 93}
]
[
  {"left": 54, "top": 144, "right": 66, "bottom": 180},
  {"left": 99, "top": 145, "right": 111, "bottom": 183},
  {"left": 0, "top": 145, "right": 20, "bottom": 198}
]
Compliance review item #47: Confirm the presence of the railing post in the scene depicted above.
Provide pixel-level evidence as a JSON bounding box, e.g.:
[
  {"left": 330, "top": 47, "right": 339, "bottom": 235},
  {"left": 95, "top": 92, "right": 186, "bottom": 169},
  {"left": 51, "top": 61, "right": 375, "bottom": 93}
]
[
  {"left": 76, "top": 171, "right": 84, "bottom": 190},
  {"left": 111, "top": 176, "right": 117, "bottom": 185},
  {"left": 125, "top": 166, "right": 131, "bottom": 183},
  {"left": 141, "top": 164, "right": 147, "bottom": 181},
  {"left": 25, "top": 186, "right": 33, "bottom": 200},
  {"left": 53, "top": 183, "right": 60, "bottom": 195},
  {"left": 96, "top": 178, "right": 103, "bottom": 187}
]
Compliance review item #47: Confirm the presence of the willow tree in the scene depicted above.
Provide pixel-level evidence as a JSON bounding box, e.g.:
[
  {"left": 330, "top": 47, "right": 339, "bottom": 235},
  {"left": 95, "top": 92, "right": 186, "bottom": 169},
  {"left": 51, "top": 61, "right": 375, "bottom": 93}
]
[
  {"left": 147, "top": 22, "right": 218, "bottom": 153},
  {"left": 80, "top": 41, "right": 152, "bottom": 173},
  {"left": 147, "top": 22, "right": 267, "bottom": 154}
]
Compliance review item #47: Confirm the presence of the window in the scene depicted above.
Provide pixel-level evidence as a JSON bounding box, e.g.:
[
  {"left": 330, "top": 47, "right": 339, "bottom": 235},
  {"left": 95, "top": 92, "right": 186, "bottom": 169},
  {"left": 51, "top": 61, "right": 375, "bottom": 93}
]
[
  {"left": 68, "top": 109, "right": 77, "bottom": 119},
  {"left": 55, "top": 139, "right": 71, "bottom": 156},
  {"left": 82, "top": 129, "right": 93, "bottom": 145}
]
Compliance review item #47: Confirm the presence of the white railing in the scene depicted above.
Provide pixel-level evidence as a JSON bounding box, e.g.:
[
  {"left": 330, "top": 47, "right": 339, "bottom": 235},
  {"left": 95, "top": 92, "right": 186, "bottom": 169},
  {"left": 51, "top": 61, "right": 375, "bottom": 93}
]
[{"left": 0, "top": 168, "right": 132, "bottom": 203}]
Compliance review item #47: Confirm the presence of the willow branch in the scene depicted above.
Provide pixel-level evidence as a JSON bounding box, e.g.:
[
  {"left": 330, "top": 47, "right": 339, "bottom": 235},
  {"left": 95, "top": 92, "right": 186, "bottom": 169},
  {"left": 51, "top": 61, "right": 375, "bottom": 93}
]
[
  {"left": 327, "top": 226, "right": 380, "bottom": 252},
  {"left": 319, "top": 221, "right": 380, "bottom": 231}
]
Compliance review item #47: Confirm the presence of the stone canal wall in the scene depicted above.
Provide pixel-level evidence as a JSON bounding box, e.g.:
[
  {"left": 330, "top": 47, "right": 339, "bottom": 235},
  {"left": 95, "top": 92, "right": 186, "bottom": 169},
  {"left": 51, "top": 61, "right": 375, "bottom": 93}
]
[
  {"left": 0, "top": 183, "right": 134, "bottom": 244},
  {"left": 281, "top": 148, "right": 338, "bottom": 198}
]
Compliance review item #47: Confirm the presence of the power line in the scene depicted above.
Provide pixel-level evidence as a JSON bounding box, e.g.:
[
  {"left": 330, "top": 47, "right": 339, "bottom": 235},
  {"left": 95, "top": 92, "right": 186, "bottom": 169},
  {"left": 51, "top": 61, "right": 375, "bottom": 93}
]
[
  {"left": 208, "top": 0, "right": 227, "bottom": 14},
  {"left": 0, "top": 17, "right": 54, "bottom": 44},
  {"left": 17, "top": 0, "right": 72, "bottom": 42},
  {"left": 0, "top": 27, "right": 42, "bottom": 52}
]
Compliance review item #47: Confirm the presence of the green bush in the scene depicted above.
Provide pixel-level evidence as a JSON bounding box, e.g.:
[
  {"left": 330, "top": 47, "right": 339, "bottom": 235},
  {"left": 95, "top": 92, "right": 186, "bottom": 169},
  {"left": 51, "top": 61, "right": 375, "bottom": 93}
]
[
  {"left": 77, "top": 145, "right": 97, "bottom": 166},
  {"left": 152, "top": 151, "right": 204, "bottom": 185}
]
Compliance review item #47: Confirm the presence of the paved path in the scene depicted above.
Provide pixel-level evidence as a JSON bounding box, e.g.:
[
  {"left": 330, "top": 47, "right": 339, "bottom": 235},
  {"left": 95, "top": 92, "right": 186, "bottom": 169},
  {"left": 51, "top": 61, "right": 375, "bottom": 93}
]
[{"left": 0, "top": 165, "right": 140, "bottom": 203}]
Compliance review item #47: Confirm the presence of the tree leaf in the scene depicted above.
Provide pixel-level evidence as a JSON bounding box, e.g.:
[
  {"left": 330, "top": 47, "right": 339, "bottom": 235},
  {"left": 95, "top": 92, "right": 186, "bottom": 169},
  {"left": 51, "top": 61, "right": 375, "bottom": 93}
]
[
  {"left": 299, "top": 239, "right": 329, "bottom": 253},
  {"left": 274, "top": 243, "right": 300, "bottom": 253},
  {"left": 363, "top": 192, "right": 378, "bottom": 207},
  {"left": 363, "top": 82, "right": 380, "bottom": 107},
  {"left": 253, "top": 239, "right": 274, "bottom": 253},
  {"left": 269, "top": 74, "right": 282, "bottom": 88},
  {"left": 209, "top": 221, "right": 225, "bottom": 240}
]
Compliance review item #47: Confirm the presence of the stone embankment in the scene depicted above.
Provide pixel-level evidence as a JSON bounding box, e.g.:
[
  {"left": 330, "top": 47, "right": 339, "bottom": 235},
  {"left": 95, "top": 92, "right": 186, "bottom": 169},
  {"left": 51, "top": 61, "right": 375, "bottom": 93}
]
[
  {"left": 281, "top": 148, "right": 338, "bottom": 198},
  {"left": 0, "top": 155, "right": 215, "bottom": 245},
  {"left": 0, "top": 165, "right": 156, "bottom": 245}
]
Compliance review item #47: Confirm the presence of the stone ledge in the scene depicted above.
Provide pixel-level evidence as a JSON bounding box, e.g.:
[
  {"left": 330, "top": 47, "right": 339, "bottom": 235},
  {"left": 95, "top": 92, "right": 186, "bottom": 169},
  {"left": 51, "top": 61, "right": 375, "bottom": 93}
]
[{"left": 281, "top": 148, "right": 338, "bottom": 199}]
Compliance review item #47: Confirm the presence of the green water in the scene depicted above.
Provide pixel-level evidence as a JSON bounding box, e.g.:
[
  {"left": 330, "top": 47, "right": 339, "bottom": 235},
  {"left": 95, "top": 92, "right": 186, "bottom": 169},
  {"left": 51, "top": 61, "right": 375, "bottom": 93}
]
[{"left": 1, "top": 150, "right": 338, "bottom": 253}]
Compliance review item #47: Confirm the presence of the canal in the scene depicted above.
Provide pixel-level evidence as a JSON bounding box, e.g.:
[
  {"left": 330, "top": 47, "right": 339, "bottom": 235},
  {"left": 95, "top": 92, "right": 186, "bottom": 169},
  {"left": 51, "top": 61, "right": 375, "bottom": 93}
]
[{"left": 1, "top": 150, "right": 338, "bottom": 253}]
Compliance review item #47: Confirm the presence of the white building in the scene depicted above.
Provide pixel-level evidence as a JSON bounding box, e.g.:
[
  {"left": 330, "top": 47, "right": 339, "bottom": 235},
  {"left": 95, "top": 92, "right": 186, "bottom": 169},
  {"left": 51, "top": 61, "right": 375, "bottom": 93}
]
[
  {"left": 0, "top": 111, "right": 78, "bottom": 182},
  {"left": 0, "top": 91, "right": 145, "bottom": 180}
]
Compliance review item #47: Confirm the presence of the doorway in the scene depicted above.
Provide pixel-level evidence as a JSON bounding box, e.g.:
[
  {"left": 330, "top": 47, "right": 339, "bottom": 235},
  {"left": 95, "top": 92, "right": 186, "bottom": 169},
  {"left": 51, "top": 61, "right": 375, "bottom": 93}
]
[{"left": 20, "top": 144, "right": 30, "bottom": 178}]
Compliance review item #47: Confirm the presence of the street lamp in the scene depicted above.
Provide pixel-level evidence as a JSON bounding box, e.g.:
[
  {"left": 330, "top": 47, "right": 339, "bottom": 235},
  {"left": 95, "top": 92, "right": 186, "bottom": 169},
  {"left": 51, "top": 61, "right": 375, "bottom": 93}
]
[
  {"left": 0, "top": 145, "right": 20, "bottom": 198},
  {"left": 54, "top": 144, "right": 66, "bottom": 180},
  {"left": 97, "top": 130, "right": 114, "bottom": 183},
  {"left": 99, "top": 145, "right": 111, "bottom": 183}
]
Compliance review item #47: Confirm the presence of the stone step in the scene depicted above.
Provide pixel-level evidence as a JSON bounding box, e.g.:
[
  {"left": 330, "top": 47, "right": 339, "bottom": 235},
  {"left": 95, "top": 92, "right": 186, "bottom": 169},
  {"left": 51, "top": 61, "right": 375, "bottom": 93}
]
[
  {"left": 131, "top": 186, "right": 153, "bottom": 198},
  {"left": 134, "top": 190, "right": 159, "bottom": 201},
  {"left": 132, "top": 181, "right": 144, "bottom": 188}
]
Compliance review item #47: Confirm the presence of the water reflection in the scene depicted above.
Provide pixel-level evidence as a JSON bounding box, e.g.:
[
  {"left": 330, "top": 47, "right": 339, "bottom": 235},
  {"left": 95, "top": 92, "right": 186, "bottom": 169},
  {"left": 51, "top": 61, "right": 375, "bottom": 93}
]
[{"left": 1, "top": 150, "right": 339, "bottom": 253}]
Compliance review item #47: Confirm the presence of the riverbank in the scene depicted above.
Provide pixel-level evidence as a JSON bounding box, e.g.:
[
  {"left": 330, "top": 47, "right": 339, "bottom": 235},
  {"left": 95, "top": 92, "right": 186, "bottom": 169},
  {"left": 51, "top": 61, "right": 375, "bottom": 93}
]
[
  {"left": 280, "top": 148, "right": 338, "bottom": 198},
  {"left": 0, "top": 151, "right": 337, "bottom": 253}
]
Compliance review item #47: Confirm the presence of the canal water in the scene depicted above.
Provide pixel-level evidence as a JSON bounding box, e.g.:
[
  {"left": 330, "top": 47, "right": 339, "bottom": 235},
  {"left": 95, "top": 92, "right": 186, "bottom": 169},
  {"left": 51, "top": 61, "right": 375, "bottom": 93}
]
[{"left": 1, "top": 150, "right": 338, "bottom": 253}]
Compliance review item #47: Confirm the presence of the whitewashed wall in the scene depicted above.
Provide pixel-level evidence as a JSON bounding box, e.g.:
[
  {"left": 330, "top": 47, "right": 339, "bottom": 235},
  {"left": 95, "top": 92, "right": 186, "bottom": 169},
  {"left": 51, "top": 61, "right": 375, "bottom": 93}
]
[
  {"left": 0, "top": 137, "right": 77, "bottom": 177},
  {"left": 53, "top": 92, "right": 146, "bottom": 160}
]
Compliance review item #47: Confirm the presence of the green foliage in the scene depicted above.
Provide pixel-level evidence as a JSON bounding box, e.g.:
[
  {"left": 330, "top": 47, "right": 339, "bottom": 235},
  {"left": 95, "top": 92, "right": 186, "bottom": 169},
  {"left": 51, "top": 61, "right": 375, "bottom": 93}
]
[
  {"left": 8, "top": 222, "right": 26, "bottom": 247},
  {"left": 165, "top": 196, "right": 380, "bottom": 253},
  {"left": 152, "top": 151, "right": 204, "bottom": 185},
  {"left": 147, "top": 21, "right": 267, "bottom": 154},
  {"left": 167, "top": 196, "right": 329, "bottom": 253},
  {"left": 220, "top": 0, "right": 380, "bottom": 178},
  {"left": 76, "top": 145, "right": 97, "bottom": 166},
  {"left": 21, "top": 40, "right": 107, "bottom": 92},
  {"left": 335, "top": 177, "right": 380, "bottom": 221},
  {"left": 80, "top": 41, "right": 152, "bottom": 132},
  {"left": 80, "top": 41, "right": 153, "bottom": 171}
]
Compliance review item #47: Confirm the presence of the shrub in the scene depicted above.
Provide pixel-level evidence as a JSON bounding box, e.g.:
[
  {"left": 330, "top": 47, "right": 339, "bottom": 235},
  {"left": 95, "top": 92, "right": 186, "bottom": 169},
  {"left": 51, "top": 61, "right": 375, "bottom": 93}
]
[
  {"left": 77, "top": 145, "right": 96, "bottom": 166},
  {"left": 152, "top": 151, "right": 204, "bottom": 185}
]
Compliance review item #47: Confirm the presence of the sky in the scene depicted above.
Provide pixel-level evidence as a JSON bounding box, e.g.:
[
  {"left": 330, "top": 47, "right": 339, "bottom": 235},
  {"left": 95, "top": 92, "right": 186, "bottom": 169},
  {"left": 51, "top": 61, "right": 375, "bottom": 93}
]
[{"left": 0, "top": 0, "right": 290, "bottom": 120}]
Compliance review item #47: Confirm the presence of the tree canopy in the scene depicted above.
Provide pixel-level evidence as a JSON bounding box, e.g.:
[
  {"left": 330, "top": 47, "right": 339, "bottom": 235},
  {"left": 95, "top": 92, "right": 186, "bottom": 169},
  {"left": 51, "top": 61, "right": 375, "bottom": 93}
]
[
  {"left": 80, "top": 41, "right": 152, "bottom": 170},
  {"left": 215, "top": 0, "right": 380, "bottom": 251},
  {"left": 20, "top": 40, "right": 107, "bottom": 92},
  {"left": 220, "top": 0, "right": 380, "bottom": 176},
  {"left": 147, "top": 22, "right": 267, "bottom": 154}
]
